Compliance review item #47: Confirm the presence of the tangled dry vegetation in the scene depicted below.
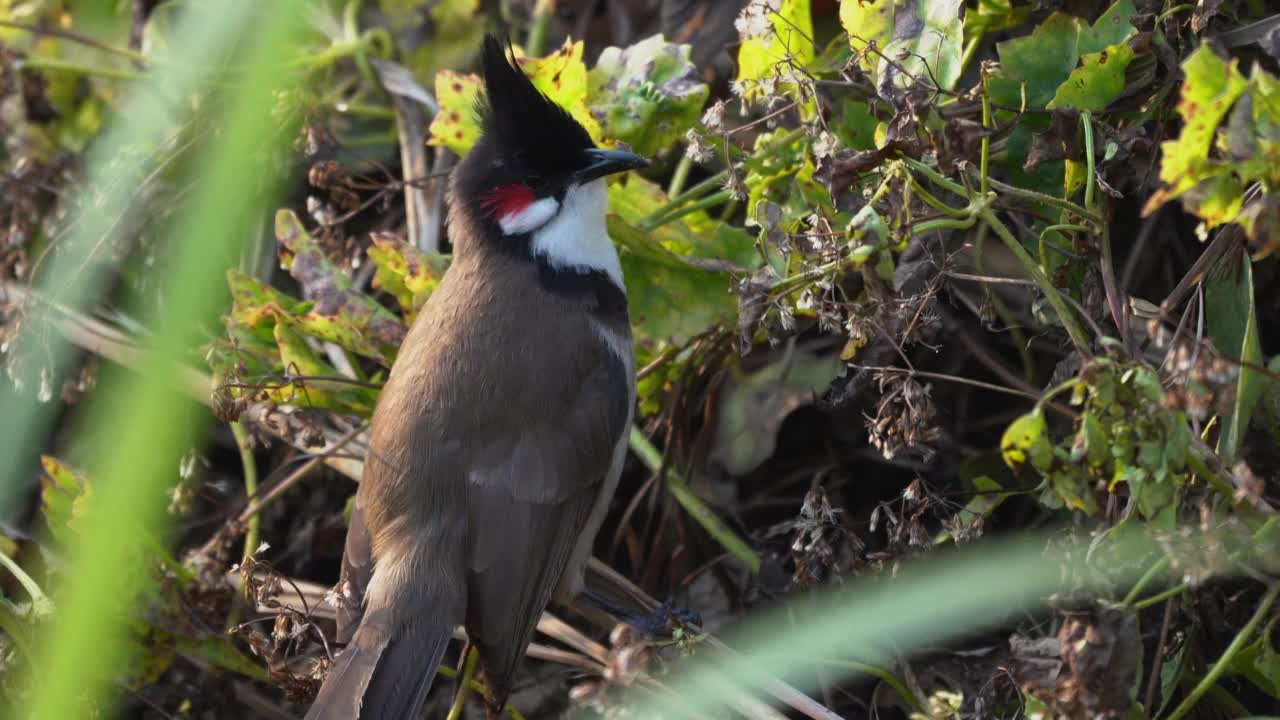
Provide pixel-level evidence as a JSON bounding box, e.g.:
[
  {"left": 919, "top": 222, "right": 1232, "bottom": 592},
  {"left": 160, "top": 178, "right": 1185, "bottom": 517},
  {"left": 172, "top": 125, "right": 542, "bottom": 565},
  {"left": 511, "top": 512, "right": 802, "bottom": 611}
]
[{"left": 2, "top": 0, "right": 1280, "bottom": 718}]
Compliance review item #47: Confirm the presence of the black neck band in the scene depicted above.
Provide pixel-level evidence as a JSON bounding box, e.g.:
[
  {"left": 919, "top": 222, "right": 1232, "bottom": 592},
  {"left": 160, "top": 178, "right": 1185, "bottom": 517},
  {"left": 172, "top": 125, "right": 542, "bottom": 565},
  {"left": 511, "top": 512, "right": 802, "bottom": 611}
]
[{"left": 535, "top": 259, "right": 629, "bottom": 321}]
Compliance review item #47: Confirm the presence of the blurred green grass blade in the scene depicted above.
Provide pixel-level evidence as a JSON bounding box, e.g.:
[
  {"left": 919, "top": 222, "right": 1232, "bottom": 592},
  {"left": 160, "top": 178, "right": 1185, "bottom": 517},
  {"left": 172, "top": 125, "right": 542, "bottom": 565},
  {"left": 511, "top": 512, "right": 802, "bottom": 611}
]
[
  {"left": 21, "top": 1, "right": 306, "bottom": 717},
  {"left": 0, "top": 1, "right": 253, "bottom": 515},
  {"left": 625, "top": 533, "right": 1148, "bottom": 717}
]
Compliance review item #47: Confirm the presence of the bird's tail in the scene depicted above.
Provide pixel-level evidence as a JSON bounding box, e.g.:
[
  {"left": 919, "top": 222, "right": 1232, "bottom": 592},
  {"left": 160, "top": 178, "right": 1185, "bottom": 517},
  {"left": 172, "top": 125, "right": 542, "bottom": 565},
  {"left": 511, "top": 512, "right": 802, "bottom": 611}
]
[{"left": 305, "top": 614, "right": 454, "bottom": 720}]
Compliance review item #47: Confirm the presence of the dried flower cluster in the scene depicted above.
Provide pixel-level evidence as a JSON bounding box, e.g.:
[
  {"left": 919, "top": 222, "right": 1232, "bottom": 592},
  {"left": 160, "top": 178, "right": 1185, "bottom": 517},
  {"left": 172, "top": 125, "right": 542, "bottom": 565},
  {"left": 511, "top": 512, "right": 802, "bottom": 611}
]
[
  {"left": 787, "top": 487, "right": 863, "bottom": 587},
  {"left": 865, "top": 372, "right": 940, "bottom": 461},
  {"left": 1152, "top": 323, "right": 1239, "bottom": 420}
]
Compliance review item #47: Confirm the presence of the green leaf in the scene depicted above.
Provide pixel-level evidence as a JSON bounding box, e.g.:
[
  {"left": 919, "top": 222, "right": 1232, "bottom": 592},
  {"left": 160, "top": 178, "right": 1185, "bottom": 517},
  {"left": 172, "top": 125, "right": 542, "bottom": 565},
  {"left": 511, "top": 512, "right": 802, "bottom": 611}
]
[
  {"left": 588, "top": 35, "right": 709, "bottom": 157},
  {"left": 1205, "top": 249, "right": 1264, "bottom": 463},
  {"left": 934, "top": 476, "right": 1010, "bottom": 544},
  {"left": 1075, "top": 412, "right": 1109, "bottom": 467},
  {"left": 1048, "top": 43, "right": 1134, "bottom": 111},
  {"left": 609, "top": 217, "right": 739, "bottom": 346},
  {"left": 1076, "top": 0, "right": 1136, "bottom": 55},
  {"left": 991, "top": 13, "right": 1084, "bottom": 110},
  {"left": 737, "top": 0, "right": 815, "bottom": 102},
  {"left": 1225, "top": 618, "right": 1280, "bottom": 697}
]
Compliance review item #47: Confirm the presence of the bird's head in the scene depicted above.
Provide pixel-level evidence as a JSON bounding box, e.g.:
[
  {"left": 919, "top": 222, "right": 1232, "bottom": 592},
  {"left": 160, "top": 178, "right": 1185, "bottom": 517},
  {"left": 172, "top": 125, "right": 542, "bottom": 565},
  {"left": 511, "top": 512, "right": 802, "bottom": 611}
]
[{"left": 451, "top": 36, "right": 648, "bottom": 246}]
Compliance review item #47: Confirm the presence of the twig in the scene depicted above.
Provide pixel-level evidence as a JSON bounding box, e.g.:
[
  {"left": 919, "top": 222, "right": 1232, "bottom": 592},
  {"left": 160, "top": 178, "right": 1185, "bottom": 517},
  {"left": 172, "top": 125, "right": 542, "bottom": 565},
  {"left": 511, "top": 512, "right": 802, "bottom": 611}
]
[
  {"left": 0, "top": 19, "right": 147, "bottom": 63},
  {"left": 847, "top": 364, "right": 1077, "bottom": 418}
]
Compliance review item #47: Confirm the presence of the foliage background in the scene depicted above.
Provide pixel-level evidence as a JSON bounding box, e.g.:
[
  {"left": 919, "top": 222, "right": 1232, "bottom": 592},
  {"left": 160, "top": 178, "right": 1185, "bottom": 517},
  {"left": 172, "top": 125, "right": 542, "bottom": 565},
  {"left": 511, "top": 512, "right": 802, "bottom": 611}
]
[{"left": 1, "top": 0, "right": 1280, "bottom": 718}]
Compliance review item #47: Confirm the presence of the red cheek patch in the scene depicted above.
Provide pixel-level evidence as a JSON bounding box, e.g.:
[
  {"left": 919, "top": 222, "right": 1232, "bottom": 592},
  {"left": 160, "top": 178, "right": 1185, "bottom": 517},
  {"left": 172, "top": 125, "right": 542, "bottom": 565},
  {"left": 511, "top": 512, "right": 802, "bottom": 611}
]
[{"left": 481, "top": 184, "right": 536, "bottom": 220}]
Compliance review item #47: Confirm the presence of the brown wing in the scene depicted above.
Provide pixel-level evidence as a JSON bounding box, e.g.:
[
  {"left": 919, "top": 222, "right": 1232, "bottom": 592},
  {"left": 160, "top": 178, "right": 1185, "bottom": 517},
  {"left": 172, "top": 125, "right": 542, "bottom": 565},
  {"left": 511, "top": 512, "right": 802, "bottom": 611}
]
[
  {"left": 335, "top": 496, "right": 372, "bottom": 644},
  {"left": 463, "top": 324, "right": 632, "bottom": 706}
]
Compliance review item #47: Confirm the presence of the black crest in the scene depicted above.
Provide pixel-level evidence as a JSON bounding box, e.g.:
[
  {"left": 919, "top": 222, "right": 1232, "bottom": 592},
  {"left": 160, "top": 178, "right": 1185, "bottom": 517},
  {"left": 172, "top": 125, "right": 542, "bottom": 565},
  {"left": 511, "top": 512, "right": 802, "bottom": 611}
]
[{"left": 476, "top": 35, "right": 595, "bottom": 177}]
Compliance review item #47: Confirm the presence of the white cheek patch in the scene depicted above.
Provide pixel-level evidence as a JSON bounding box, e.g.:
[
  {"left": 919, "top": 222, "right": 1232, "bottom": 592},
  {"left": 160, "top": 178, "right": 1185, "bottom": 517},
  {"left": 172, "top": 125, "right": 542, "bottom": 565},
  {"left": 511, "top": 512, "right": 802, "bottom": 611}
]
[
  {"left": 498, "top": 195, "right": 559, "bottom": 235},
  {"left": 530, "top": 180, "right": 625, "bottom": 290}
]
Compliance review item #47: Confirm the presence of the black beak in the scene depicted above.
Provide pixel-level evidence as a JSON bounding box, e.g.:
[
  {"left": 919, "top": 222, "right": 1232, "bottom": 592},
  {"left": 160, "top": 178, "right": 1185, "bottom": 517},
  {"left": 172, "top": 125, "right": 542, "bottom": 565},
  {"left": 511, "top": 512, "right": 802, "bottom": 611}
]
[{"left": 575, "top": 147, "right": 649, "bottom": 183}]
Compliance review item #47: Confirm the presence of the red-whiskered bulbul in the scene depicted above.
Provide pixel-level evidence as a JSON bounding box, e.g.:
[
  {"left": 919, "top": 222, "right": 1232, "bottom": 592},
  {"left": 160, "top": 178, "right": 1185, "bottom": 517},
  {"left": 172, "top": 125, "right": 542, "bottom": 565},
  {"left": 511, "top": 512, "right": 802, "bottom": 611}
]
[{"left": 305, "top": 36, "right": 647, "bottom": 720}]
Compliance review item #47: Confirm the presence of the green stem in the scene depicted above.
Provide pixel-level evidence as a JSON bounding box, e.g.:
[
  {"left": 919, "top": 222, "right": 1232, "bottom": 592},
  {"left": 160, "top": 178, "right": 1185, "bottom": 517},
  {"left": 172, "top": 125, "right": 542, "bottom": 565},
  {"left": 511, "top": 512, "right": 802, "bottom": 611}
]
[
  {"left": 638, "top": 127, "right": 805, "bottom": 228},
  {"left": 979, "top": 208, "right": 1093, "bottom": 353},
  {"left": 1081, "top": 112, "right": 1097, "bottom": 214},
  {"left": 980, "top": 72, "right": 992, "bottom": 197},
  {"left": 342, "top": 0, "right": 378, "bottom": 91},
  {"left": 231, "top": 421, "right": 260, "bottom": 565},
  {"left": 1156, "top": 3, "right": 1195, "bottom": 23},
  {"left": 668, "top": 153, "right": 694, "bottom": 198},
  {"left": 1040, "top": 224, "right": 1089, "bottom": 238},
  {"left": 1187, "top": 447, "right": 1238, "bottom": 503},
  {"left": 1122, "top": 556, "right": 1171, "bottom": 606},
  {"left": 1131, "top": 582, "right": 1188, "bottom": 610},
  {"left": 803, "top": 658, "right": 926, "bottom": 716},
  {"left": 526, "top": 0, "right": 555, "bottom": 57},
  {"left": 1165, "top": 584, "right": 1280, "bottom": 720},
  {"left": 446, "top": 645, "right": 480, "bottom": 720},
  {"left": 910, "top": 180, "right": 969, "bottom": 218},
  {"left": 0, "top": 552, "right": 52, "bottom": 615},
  {"left": 912, "top": 215, "right": 978, "bottom": 236},
  {"left": 435, "top": 662, "right": 527, "bottom": 720},
  {"left": 639, "top": 191, "right": 732, "bottom": 231},
  {"left": 0, "top": 600, "right": 35, "bottom": 659},
  {"left": 985, "top": 176, "right": 1102, "bottom": 228},
  {"left": 900, "top": 156, "right": 967, "bottom": 197},
  {"left": 975, "top": 220, "right": 1035, "bottom": 382},
  {"left": 958, "top": 33, "right": 984, "bottom": 81},
  {"left": 629, "top": 426, "right": 761, "bottom": 574}
]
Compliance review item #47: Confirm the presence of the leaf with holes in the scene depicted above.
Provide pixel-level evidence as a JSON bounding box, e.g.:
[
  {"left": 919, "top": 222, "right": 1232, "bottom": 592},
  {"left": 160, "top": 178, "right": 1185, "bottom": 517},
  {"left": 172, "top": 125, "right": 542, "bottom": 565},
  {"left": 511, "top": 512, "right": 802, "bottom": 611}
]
[
  {"left": 1142, "top": 46, "right": 1248, "bottom": 215},
  {"left": 428, "top": 69, "right": 484, "bottom": 154},
  {"left": 275, "top": 210, "right": 406, "bottom": 364}
]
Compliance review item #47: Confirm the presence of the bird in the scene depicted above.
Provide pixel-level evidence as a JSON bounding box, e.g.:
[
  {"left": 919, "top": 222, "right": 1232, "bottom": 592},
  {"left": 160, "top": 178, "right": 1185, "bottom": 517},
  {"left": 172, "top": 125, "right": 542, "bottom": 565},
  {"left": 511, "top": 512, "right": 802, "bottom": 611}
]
[{"left": 304, "top": 35, "right": 647, "bottom": 720}]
